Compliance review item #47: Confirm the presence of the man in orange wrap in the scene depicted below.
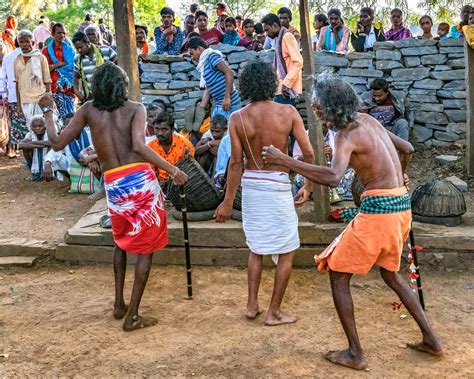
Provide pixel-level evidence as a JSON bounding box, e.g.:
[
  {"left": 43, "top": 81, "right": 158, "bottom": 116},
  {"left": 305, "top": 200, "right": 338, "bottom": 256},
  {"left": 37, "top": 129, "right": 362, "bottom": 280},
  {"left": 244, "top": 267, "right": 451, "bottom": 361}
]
[
  {"left": 262, "top": 74, "right": 442, "bottom": 370},
  {"left": 41, "top": 62, "right": 188, "bottom": 332}
]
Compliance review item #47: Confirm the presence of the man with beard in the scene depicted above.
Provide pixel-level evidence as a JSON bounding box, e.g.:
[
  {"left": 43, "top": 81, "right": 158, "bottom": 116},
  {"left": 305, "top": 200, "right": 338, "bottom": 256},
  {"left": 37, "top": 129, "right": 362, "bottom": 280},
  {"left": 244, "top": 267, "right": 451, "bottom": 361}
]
[
  {"left": 154, "top": 7, "right": 184, "bottom": 55},
  {"left": 351, "top": 7, "right": 385, "bottom": 52}
]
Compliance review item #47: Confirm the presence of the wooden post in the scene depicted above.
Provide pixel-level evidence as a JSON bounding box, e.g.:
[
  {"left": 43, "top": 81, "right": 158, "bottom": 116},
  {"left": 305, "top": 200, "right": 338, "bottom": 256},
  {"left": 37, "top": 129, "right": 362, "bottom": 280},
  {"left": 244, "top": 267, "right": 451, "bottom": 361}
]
[
  {"left": 113, "top": 0, "right": 141, "bottom": 102},
  {"left": 299, "top": 0, "right": 330, "bottom": 222},
  {"left": 465, "top": 40, "right": 474, "bottom": 176}
]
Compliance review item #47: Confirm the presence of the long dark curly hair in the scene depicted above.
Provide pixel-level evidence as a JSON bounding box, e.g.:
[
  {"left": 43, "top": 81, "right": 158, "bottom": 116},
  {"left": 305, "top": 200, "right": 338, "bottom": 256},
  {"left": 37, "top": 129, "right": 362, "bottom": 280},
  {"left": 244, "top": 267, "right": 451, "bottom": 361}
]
[
  {"left": 239, "top": 61, "right": 277, "bottom": 103},
  {"left": 91, "top": 62, "right": 129, "bottom": 112}
]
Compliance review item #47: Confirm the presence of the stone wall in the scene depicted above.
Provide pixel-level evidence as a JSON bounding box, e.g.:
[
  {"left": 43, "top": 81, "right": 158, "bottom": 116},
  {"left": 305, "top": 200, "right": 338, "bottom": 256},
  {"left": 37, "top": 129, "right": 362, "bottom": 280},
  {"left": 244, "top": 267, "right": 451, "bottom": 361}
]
[{"left": 140, "top": 38, "right": 467, "bottom": 150}]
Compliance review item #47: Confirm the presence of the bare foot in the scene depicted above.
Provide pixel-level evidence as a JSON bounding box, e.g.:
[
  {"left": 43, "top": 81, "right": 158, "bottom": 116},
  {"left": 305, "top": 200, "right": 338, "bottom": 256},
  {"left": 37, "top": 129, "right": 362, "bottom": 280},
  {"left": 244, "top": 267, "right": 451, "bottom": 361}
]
[
  {"left": 123, "top": 315, "right": 158, "bottom": 332},
  {"left": 113, "top": 304, "right": 128, "bottom": 320},
  {"left": 264, "top": 311, "right": 297, "bottom": 326},
  {"left": 245, "top": 306, "right": 262, "bottom": 320},
  {"left": 88, "top": 188, "right": 106, "bottom": 201},
  {"left": 325, "top": 350, "right": 367, "bottom": 370},
  {"left": 407, "top": 341, "right": 443, "bottom": 357}
]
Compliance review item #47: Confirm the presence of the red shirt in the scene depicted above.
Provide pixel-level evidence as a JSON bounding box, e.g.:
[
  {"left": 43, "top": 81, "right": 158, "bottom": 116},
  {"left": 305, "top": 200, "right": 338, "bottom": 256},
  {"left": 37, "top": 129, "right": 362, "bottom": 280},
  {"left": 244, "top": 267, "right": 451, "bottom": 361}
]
[
  {"left": 42, "top": 43, "right": 75, "bottom": 97},
  {"left": 199, "top": 28, "right": 223, "bottom": 46}
]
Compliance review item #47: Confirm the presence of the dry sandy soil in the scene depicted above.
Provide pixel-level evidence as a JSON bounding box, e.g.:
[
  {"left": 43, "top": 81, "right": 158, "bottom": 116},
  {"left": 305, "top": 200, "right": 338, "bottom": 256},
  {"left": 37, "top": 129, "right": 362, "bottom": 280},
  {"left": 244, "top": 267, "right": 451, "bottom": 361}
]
[{"left": 0, "top": 265, "right": 473, "bottom": 377}]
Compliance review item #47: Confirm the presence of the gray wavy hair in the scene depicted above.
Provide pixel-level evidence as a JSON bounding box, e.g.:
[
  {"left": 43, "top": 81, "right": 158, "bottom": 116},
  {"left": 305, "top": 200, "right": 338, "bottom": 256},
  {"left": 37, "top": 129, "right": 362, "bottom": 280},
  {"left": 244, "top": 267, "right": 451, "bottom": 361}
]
[
  {"left": 18, "top": 29, "right": 34, "bottom": 41},
  {"left": 311, "top": 73, "right": 360, "bottom": 129}
]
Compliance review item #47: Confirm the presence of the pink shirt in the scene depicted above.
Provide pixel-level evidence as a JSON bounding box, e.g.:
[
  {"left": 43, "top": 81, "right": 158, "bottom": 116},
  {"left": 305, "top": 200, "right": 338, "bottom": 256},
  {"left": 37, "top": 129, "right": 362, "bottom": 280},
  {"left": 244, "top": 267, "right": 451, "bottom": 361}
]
[{"left": 33, "top": 24, "right": 51, "bottom": 48}]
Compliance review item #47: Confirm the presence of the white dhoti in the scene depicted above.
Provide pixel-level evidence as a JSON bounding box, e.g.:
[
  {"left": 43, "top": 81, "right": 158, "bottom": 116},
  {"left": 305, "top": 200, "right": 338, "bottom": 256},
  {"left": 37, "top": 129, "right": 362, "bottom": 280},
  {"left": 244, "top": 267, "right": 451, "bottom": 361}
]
[{"left": 242, "top": 170, "right": 300, "bottom": 262}]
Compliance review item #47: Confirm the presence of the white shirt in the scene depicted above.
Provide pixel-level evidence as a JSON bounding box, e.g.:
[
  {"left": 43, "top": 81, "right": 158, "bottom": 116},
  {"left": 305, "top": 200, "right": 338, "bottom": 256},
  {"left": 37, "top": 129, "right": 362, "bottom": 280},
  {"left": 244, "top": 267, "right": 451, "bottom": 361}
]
[
  {"left": 0, "top": 48, "right": 21, "bottom": 102},
  {"left": 364, "top": 25, "right": 377, "bottom": 49}
]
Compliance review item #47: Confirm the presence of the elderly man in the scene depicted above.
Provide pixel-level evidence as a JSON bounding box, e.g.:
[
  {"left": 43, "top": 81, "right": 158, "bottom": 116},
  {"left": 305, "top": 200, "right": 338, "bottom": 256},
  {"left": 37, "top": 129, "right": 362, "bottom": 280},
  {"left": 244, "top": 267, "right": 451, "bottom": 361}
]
[
  {"left": 351, "top": 7, "right": 385, "bottom": 52},
  {"left": 360, "top": 78, "right": 411, "bottom": 140},
  {"left": 14, "top": 29, "right": 52, "bottom": 130},
  {"left": 215, "top": 61, "right": 314, "bottom": 326},
  {"left": 187, "top": 36, "right": 240, "bottom": 120},
  {"left": 262, "top": 13, "right": 303, "bottom": 106},
  {"left": 449, "top": 5, "right": 472, "bottom": 38},
  {"left": 385, "top": 8, "right": 413, "bottom": 41},
  {"left": 85, "top": 25, "right": 103, "bottom": 46},
  {"left": 262, "top": 74, "right": 442, "bottom": 370},
  {"left": 42, "top": 23, "right": 75, "bottom": 120},
  {"left": 154, "top": 7, "right": 184, "bottom": 55},
  {"left": 72, "top": 32, "right": 117, "bottom": 104}
]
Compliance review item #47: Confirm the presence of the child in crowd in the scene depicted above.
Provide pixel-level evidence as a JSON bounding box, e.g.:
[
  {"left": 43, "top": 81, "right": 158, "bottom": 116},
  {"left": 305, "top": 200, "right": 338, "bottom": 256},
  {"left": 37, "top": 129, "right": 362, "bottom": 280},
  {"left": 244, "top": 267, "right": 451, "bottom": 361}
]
[
  {"left": 222, "top": 17, "right": 240, "bottom": 46},
  {"left": 194, "top": 115, "right": 228, "bottom": 177},
  {"left": 254, "top": 22, "right": 266, "bottom": 46},
  {"left": 436, "top": 22, "right": 450, "bottom": 40},
  {"left": 238, "top": 18, "right": 255, "bottom": 50},
  {"left": 19, "top": 116, "right": 51, "bottom": 181},
  {"left": 312, "top": 13, "right": 328, "bottom": 50}
]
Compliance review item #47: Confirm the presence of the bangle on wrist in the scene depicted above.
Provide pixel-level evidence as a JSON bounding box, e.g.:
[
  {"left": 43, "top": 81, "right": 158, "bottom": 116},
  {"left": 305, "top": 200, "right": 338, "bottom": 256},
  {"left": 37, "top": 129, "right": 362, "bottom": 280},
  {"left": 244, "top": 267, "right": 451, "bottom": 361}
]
[{"left": 170, "top": 167, "right": 179, "bottom": 179}]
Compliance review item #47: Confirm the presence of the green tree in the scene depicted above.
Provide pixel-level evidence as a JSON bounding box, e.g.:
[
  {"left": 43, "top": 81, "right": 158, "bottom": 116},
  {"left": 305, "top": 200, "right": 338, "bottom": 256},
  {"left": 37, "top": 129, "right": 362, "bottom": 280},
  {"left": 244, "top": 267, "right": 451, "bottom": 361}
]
[{"left": 199, "top": 0, "right": 268, "bottom": 19}]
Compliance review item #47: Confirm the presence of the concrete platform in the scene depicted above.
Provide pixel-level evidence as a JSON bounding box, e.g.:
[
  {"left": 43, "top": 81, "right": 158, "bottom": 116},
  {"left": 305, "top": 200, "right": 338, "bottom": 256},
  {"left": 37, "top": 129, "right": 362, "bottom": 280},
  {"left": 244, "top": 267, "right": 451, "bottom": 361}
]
[
  {"left": 56, "top": 199, "right": 474, "bottom": 267},
  {"left": 0, "top": 256, "right": 38, "bottom": 267}
]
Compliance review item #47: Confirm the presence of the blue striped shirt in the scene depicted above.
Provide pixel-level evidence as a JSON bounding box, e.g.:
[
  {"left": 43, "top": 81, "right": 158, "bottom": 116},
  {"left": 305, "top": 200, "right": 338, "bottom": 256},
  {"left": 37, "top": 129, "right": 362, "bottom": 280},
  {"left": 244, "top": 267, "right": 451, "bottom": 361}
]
[{"left": 203, "top": 52, "right": 240, "bottom": 107}]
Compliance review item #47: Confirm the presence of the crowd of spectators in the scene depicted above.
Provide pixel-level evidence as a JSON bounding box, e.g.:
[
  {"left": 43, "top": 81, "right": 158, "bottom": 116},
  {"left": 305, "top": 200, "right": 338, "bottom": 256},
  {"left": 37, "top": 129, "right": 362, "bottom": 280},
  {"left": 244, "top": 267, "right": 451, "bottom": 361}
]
[{"left": 0, "top": 3, "right": 473, "bottom": 203}]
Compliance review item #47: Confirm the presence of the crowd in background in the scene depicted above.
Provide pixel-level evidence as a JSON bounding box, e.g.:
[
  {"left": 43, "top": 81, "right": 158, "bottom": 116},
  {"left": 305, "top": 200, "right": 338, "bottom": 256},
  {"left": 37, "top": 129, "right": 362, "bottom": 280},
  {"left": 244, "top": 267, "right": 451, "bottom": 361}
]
[{"left": 0, "top": 2, "right": 472, "bottom": 203}]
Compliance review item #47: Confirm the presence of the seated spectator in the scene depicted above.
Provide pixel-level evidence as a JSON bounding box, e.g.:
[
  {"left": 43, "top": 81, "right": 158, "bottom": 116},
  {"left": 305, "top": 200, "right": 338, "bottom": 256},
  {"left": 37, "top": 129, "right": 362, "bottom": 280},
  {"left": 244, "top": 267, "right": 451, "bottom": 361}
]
[
  {"left": 85, "top": 25, "right": 103, "bottom": 45},
  {"left": 417, "top": 15, "right": 434, "bottom": 39},
  {"left": 180, "top": 99, "right": 211, "bottom": 145},
  {"left": 196, "top": 11, "right": 223, "bottom": 46},
  {"left": 154, "top": 7, "right": 184, "bottom": 55},
  {"left": 448, "top": 5, "right": 472, "bottom": 38},
  {"left": 312, "top": 14, "right": 328, "bottom": 51},
  {"left": 19, "top": 115, "right": 51, "bottom": 181},
  {"left": 72, "top": 32, "right": 117, "bottom": 104},
  {"left": 351, "top": 7, "right": 385, "bottom": 52},
  {"left": 316, "top": 9, "right": 350, "bottom": 53},
  {"left": 222, "top": 17, "right": 240, "bottom": 46},
  {"left": 254, "top": 22, "right": 266, "bottom": 46},
  {"left": 437, "top": 22, "right": 450, "bottom": 40},
  {"left": 145, "top": 102, "right": 165, "bottom": 140},
  {"left": 278, "top": 7, "right": 301, "bottom": 42},
  {"left": 360, "top": 78, "right": 411, "bottom": 140},
  {"left": 183, "top": 15, "right": 195, "bottom": 36},
  {"left": 236, "top": 15, "right": 245, "bottom": 37},
  {"left": 385, "top": 8, "right": 413, "bottom": 41},
  {"left": 194, "top": 114, "right": 227, "bottom": 177},
  {"left": 147, "top": 112, "right": 195, "bottom": 184}
]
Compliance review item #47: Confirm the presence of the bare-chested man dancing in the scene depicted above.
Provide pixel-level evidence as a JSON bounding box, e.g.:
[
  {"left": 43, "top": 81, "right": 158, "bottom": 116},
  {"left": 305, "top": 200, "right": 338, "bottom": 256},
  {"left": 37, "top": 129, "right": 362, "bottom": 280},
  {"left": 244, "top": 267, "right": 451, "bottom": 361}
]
[
  {"left": 214, "top": 61, "right": 314, "bottom": 325},
  {"left": 262, "top": 75, "right": 442, "bottom": 368},
  {"left": 41, "top": 62, "right": 188, "bottom": 331}
]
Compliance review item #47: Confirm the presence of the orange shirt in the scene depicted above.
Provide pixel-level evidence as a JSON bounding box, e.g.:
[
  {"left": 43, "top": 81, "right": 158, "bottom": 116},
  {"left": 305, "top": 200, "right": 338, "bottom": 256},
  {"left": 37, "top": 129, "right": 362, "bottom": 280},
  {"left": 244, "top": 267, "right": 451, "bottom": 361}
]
[
  {"left": 276, "top": 32, "right": 303, "bottom": 96},
  {"left": 147, "top": 134, "right": 195, "bottom": 181}
]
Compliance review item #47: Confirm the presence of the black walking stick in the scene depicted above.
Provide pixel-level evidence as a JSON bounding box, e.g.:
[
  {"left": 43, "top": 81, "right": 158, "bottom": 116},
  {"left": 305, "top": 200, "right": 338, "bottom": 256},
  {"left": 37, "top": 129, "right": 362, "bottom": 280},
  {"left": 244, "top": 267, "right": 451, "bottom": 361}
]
[
  {"left": 407, "top": 227, "right": 425, "bottom": 310},
  {"left": 179, "top": 185, "right": 193, "bottom": 299}
]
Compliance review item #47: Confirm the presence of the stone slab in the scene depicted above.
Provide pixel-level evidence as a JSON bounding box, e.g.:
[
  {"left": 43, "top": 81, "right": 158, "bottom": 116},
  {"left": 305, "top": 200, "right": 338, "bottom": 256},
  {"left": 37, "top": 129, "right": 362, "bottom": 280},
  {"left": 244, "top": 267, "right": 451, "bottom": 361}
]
[
  {"left": 412, "top": 79, "right": 443, "bottom": 90},
  {"left": 437, "top": 90, "right": 467, "bottom": 99},
  {"left": 414, "top": 111, "right": 449, "bottom": 124},
  {"left": 140, "top": 71, "right": 173, "bottom": 83},
  {"left": 140, "top": 63, "right": 170, "bottom": 72},
  {"left": 402, "top": 56, "right": 421, "bottom": 67},
  {"left": 434, "top": 131, "right": 460, "bottom": 141},
  {"left": 435, "top": 155, "right": 459, "bottom": 165},
  {"left": 351, "top": 59, "right": 373, "bottom": 68},
  {"left": 442, "top": 99, "right": 466, "bottom": 109},
  {"left": 393, "top": 39, "right": 437, "bottom": 48},
  {"left": 375, "top": 60, "right": 403, "bottom": 70},
  {"left": 314, "top": 52, "right": 349, "bottom": 67},
  {"left": 445, "top": 176, "right": 468, "bottom": 192},
  {"left": 447, "top": 58, "right": 465, "bottom": 69},
  {"left": 170, "top": 61, "right": 196, "bottom": 73},
  {"left": 439, "top": 38, "right": 464, "bottom": 47},
  {"left": 420, "top": 54, "right": 447, "bottom": 65},
  {"left": 400, "top": 46, "right": 438, "bottom": 56},
  {"left": 0, "top": 256, "right": 38, "bottom": 268},
  {"left": 439, "top": 46, "right": 464, "bottom": 54},
  {"left": 373, "top": 41, "right": 395, "bottom": 50},
  {"left": 227, "top": 51, "right": 257, "bottom": 64},
  {"left": 347, "top": 52, "right": 374, "bottom": 60},
  {"left": 445, "top": 109, "right": 467, "bottom": 123},
  {"left": 0, "top": 238, "right": 55, "bottom": 258},
  {"left": 375, "top": 50, "right": 401, "bottom": 60},
  {"left": 429, "top": 70, "right": 466, "bottom": 80},
  {"left": 337, "top": 68, "right": 383, "bottom": 78},
  {"left": 391, "top": 67, "right": 430, "bottom": 81}
]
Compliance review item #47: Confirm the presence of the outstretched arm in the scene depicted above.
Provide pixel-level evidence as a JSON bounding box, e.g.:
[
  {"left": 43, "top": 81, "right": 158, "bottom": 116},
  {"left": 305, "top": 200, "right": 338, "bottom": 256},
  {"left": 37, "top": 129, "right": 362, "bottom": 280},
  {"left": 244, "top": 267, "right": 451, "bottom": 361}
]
[
  {"left": 131, "top": 104, "right": 188, "bottom": 185},
  {"left": 263, "top": 134, "right": 353, "bottom": 188}
]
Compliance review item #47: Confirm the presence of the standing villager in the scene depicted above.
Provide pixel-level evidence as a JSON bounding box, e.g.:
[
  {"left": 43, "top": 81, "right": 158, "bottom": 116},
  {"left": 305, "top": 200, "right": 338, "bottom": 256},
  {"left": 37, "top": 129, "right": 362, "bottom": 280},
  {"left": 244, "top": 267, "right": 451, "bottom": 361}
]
[
  {"left": 312, "top": 14, "right": 328, "bottom": 51},
  {"left": 14, "top": 30, "right": 52, "bottom": 130},
  {"left": 41, "top": 62, "right": 189, "bottom": 331},
  {"left": 98, "top": 18, "right": 114, "bottom": 46},
  {"left": 42, "top": 23, "right": 75, "bottom": 120},
  {"left": 351, "top": 7, "right": 385, "bottom": 52},
  {"left": 85, "top": 25, "right": 103, "bottom": 46},
  {"left": 384, "top": 8, "right": 413, "bottom": 41},
  {"left": 33, "top": 16, "right": 52, "bottom": 49},
  {"left": 277, "top": 7, "right": 301, "bottom": 43},
  {"left": 417, "top": 15, "right": 434, "bottom": 39},
  {"left": 448, "top": 5, "right": 472, "bottom": 38},
  {"left": 77, "top": 13, "right": 95, "bottom": 34},
  {"left": 0, "top": 45, "right": 26, "bottom": 157},
  {"left": 72, "top": 32, "right": 117, "bottom": 104},
  {"left": 215, "top": 61, "right": 314, "bottom": 325},
  {"left": 2, "top": 16, "right": 17, "bottom": 54},
  {"left": 262, "top": 74, "right": 442, "bottom": 370},
  {"left": 154, "top": 7, "right": 184, "bottom": 55},
  {"left": 187, "top": 36, "right": 240, "bottom": 120},
  {"left": 316, "top": 8, "right": 350, "bottom": 52},
  {"left": 262, "top": 13, "right": 303, "bottom": 106},
  {"left": 195, "top": 11, "right": 223, "bottom": 46}
]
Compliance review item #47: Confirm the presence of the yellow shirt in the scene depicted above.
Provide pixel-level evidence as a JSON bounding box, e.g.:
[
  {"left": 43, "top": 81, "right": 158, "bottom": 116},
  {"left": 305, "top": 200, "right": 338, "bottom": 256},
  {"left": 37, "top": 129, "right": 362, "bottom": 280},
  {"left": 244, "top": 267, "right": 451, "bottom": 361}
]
[
  {"left": 463, "top": 25, "right": 474, "bottom": 49},
  {"left": 14, "top": 53, "right": 52, "bottom": 104}
]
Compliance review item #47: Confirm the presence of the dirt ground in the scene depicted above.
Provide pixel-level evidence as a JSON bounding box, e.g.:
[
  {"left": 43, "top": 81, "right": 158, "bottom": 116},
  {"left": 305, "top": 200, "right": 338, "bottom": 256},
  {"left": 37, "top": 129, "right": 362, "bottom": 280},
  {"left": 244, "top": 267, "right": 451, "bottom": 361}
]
[
  {"left": 0, "top": 264, "right": 473, "bottom": 377},
  {"left": 0, "top": 155, "right": 93, "bottom": 243}
]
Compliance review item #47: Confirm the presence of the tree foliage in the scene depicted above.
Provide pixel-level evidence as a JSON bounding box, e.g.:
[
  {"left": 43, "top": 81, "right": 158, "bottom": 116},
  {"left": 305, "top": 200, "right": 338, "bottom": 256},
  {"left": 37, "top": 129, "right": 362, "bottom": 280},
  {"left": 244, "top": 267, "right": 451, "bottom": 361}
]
[{"left": 199, "top": 0, "right": 269, "bottom": 19}]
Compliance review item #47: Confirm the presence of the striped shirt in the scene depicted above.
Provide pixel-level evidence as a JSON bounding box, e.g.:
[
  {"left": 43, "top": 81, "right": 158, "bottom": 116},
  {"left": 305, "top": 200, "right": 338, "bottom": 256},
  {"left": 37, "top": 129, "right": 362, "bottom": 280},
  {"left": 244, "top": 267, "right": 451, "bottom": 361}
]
[
  {"left": 74, "top": 45, "right": 117, "bottom": 84},
  {"left": 203, "top": 52, "right": 240, "bottom": 107}
]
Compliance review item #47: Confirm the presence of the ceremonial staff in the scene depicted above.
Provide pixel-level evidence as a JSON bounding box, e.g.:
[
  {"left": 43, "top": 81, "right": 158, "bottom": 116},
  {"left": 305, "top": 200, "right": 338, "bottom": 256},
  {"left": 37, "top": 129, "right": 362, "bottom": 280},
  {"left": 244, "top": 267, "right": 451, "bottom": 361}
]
[
  {"left": 408, "top": 228, "right": 425, "bottom": 310},
  {"left": 179, "top": 185, "right": 193, "bottom": 299}
]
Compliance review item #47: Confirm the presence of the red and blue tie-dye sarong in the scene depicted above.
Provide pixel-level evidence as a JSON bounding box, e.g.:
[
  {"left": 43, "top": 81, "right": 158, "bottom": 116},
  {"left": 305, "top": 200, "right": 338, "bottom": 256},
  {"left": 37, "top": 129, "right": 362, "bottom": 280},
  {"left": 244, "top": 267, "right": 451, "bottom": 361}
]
[{"left": 104, "top": 163, "right": 168, "bottom": 254}]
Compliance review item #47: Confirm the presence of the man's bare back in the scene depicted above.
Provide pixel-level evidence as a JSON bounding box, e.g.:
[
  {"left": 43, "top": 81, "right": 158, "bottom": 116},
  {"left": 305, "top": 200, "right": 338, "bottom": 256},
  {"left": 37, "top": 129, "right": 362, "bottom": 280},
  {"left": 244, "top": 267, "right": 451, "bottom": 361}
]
[
  {"left": 231, "top": 100, "right": 311, "bottom": 173},
  {"left": 78, "top": 100, "right": 144, "bottom": 172}
]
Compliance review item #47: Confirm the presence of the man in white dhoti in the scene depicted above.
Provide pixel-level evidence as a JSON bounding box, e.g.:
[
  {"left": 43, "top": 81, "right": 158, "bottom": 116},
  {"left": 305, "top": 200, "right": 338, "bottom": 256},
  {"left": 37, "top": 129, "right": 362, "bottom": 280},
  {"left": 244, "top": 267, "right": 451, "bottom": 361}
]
[{"left": 214, "top": 61, "right": 314, "bottom": 326}]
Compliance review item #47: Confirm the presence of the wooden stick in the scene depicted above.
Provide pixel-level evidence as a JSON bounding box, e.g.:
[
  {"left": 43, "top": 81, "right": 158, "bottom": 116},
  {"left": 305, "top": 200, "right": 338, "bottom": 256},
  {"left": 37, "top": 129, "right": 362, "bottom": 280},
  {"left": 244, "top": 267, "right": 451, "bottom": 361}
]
[
  {"left": 408, "top": 228, "right": 425, "bottom": 310},
  {"left": 179, "top": 185, "right": 193, "bottom": 299}
]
